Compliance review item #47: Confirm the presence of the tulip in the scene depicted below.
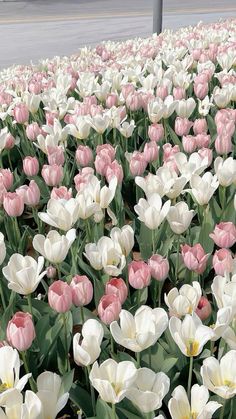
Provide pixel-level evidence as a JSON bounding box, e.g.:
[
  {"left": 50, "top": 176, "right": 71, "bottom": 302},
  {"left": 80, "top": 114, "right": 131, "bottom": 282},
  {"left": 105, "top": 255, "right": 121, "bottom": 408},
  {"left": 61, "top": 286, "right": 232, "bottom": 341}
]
[
  {"left": 41, "top": 164, "right": 63, "bottom": 187},
  {"left": 134, "top": 193, "right": 171, "bottom": 230},
  {"left": 190, "top": 172, "right": 219, "bottom": 205},
  {"left": 175, "top": 117, "right": 192, "bottom": 136},
  {"left": 89, "top": 359, "right": 137, "bottom": 404},
  {"left": 164, "top": 282, "right": 201, "bottom": 318},
  {"left": 0, "top": 169, "right": 13, "bottom": 190},
  {"left": 143, "top": 141, "right": 159, "bottom": 163},
  {"left": 36, "top": 371, "right": 69, "bottom": 419},
  {"left": 182, "top": 135, "right": 197, "bottom": 154},
  {"left": 126, "top": 368, "right": 170, "bottom": 413},
  {"left": 97, "top": 144, "right": 116, "bottom": 161},
  {"left": 0, "top": 233, "right": 6, "bottom": 266},
  {"left": 70, "top": 275, "right": 93, "bottom": 307},
  {"left": 105, "top": 160, "right": 124, "bottom": 184},
  {"left": 148, "top": 123, "right": 164, "bottom": 142},
  {"left": 51, "top": 186, "right": 72, "bottom": 200},
  {"left": 210, "top": 222, "right": 236, "bottom": 248},
  {"left": 168, "top": 384, "right": 221, "bottom": 419},
  {"left": 76, "top": 145, "right": 93, "bottom": 167},
  {"left": 46, "top": 266, "right": 57, "bottom": 279},
  {"left": 105, "top": 277, "right": 128, "bottom": 304},
  {"left": 212, "top": 248, "right": 233, "bottom": 276},
  {"left": 195, "top": 296, "right": 212, "bottom": 321},
  {"left": 2, "top": 254, "right": 46, "bottom": 295},
  {"left": 33, "top": 229, "right": 76, "bottom": 264},
  {"left": 48, "top": 280, "right": 72, "bottom": 313},
  {"left": 110, "top": 225, "right": 134, "bottom": 257},
  {"left": 23, "top": 157, "right": 39, "bottom": 177},
  {"left": 3, "top": 192, "right": 24, "bottom": 217},
  {"left": 210, "top": 307, "right": 232, "bottom": 342},
  {"left": 174, "top": 152, "right": 208, "bottom": 181},
  {"left": 7, "top": 312, "right": 35, "bottom": 352},
  {"left": 98, "top": 294, "right": 121, "bottom": 325},
  {"left": 118, "top": 120, "right": 136, "bottom": 138},
  {"left": 73, "top": 319, "right": 104, "bottom": 366},
  {"left": 128, "top": 260, "right": 151, "bottom": 289},
  {"left": 13, "top": 103, "right": 29, "bottom": 124},
  {"left": 169, "top": 313, "right": 214, "bottom": 356},
  {"left": 16, "top": 180, "right": 40, "bottom": 207},
  {"left": 148, "top": 254, "right": 169, "bottom": 281},
  {"left": 175, "top": 98, "right": 196, "bottom": 118},
  {"left": 38, "top": 198, "right": 80, "bottom": 231},
  {"left": 214, "top": 156, "right": 236, "bottom": 187},
  {"left": 47, "top": 146, "right": 65, "bottom": 166},
  {"left": 129, "top": 152, "right": 148, "bottom": 176},
  {"left": 0, "top": 346, "right": 31, "bottom": 405},
  {"left": 26, "top": 122, "right": 41, "bottom": 141},
  {"left": 215, "top": 134, "right": 232, "bottom": 155},
  {"left": 201, "top": 350, "right": 236, "bottom": 399},
  {"left": 167, "top": 202, "right": 194, "bottom": 234},
  {"left": 2, "top": 388, "right": 43, "bottom": 419},
  {"left": 193, "top": 118, "right": 208, "bottom": 135},
  {"left": 181, "top": 243, "right": 209, "bottom": 274},
  {"left": 67, "top": 116, "right": 91, "bottom": 140},
  {"left": 110, "top": 305, "right": 168, "bottom": 352}
]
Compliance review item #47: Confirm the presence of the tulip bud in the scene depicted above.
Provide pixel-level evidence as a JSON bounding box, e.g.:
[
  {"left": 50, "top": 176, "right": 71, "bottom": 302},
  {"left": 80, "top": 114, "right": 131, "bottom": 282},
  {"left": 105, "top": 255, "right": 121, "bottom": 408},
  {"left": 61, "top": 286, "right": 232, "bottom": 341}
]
[
  {"left": 182, "top": 135, "right": 197, "bottom": 153},
  {"left": 193, "top": 118, "right": 208, "bottom": 135},
  {"left": 70, "top": 275, "right": 93, "bottom": 307},
  {"left": 16, "top": 180, "right": 40, "bottom": 207},
  {"left": 51, "top": 186, "right": 72, "bottom": 200},
  {"left": 209, "top": 222, "right": 236, "bottom": 249},
  {"left": 148, "top": 123, "right": 164, "bottom": 142},
  {"left": 105, "top": 277, "right": 128, "bottom": 304},
  {"left": 129, "top": 152, "right": 148, "bottom": 176},
  {"left": 181, "top": 243, "right": 209, "bottom": 274},
  {"left": 5, "top": 133, "right": 15, "bottom": 149},
  {"left": 143, "top": 142, "right": 159, "bottom": 163},
  {"left": 48, "top": 280, "right": 73, "bottom": 313},
  {"left": 175, "top": 118, "right": 192, "bottom": 136},
  {"left": 128, "top": 260, "right": 151, "bottom": 289},
  {"left": 105, "top": 160, "right": 124, "bottom": 184},
  {"left": 13, "top": 103, "right": 29, "bottom": 124},
  {"left": 23, "top": 156, "right": 39, "bottom": 176},
  {"left": 47, "top": 146, "right": 65, "bottom": 166},
  {"left": 3, "top": 192, "right": 24, "bottom": 217},
  {"left": 7, "top": 312, "right": 35, "bottom": 351},
  {"left": 41, "top": 164, "right": 63, "bottom": 187},
  {"left": 215, "top": 135, "right": 232, "bottom": 155},
  {"left": 76, "top": 145, "right": 93, "bottom": 167},
  {"left": 195, "top": 296, "right": 212, "bottom": 321},
  {"left": 26, "top": 122, "right": 41, "bottom": 141},
  {"left": 0, "top": 169, "right": 13, "bottom": 190},
  {"left": 212, "top": 248, "right": 233, "bottom": 275},
  {"left": 148, "top": 254, "right": 169, "bottom": 281},
  {"left": 46, "top": 266, "right": 57, "bottom": 279},
  {"left": 98, "top": 294, "right": 121, "bottom": 325}
]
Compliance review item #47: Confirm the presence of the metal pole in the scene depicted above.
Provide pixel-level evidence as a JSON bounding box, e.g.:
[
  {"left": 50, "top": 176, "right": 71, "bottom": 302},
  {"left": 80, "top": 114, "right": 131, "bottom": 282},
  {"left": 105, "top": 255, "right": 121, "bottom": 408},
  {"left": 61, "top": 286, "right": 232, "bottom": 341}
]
[{"left": 153, "top": 0, "right": 163, "bottom": 34}]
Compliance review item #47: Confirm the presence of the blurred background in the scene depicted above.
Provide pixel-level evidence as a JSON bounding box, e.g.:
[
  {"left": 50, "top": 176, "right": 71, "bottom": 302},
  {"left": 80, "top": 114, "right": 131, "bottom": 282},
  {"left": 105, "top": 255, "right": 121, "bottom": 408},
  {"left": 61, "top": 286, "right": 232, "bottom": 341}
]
[{"left": 0, "top": 0, "right": 235, "bottom": 70}]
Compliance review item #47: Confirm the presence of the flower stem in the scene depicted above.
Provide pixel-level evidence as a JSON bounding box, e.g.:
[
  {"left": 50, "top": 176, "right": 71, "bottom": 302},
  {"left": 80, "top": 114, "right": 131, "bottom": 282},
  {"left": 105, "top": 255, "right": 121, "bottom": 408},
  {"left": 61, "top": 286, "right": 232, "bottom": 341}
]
[
  {"left": 27, "top": 293, "right": 33, "bottom": 317},
  {"left": 56, "top": 264, "right": 61, "bottom": 280},
  {"left": 158, "top": 281, "right": 163, "bottom": 307},
  {"left": 136, "top": 351, "right": 141, "bottom": 368},
  {"left": 0, "top": 283, "right": 6, "bottom": 311},
  {"left": 110, "top": 334, "right": 115, "bottom": 354},
  {"left": 63, "top": 312, "right": 70, "bottom": 371},
  {"left": 111, "top": 403, "right": 116, "bottom": 419},
  {"left": 21, "top": 351, "right": 37, "bottom": 392},
  {"left": 152, "top": 230, "right": 156, "bottom": 255},
  {"left": 87, "top": 365, "right": 96, "bottom": 416},
  {"left": 175, "top": 236, "right": 180, "bottom": 281},
  {"left": 80, "top": 306, "right": 85, "bottom": 324},
  {"left": 220, "top": 399, "right": 226, "bottom": 419},
  {"left": 187, "top": 356, "right": 193, "bottom": 400}
]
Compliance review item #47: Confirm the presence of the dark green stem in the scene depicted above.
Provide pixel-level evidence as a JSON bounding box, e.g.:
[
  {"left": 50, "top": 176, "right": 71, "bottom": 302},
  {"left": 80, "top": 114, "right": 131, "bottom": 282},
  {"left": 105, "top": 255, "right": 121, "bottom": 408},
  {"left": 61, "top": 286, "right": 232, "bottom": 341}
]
[
  {"left": 220, "top": 399, "right": 226, "bottom": 419},
  {"left": 87, "top": 365, "right": 96, "bottom": 416},
  {"left": 187, "top": 356, "right": 193, "bottom": 400},
  {"left": 21, "top": 351, "right": 37, "bottom": 392},
  {"left": 136, "top": 351, "right": 141, "bottom": 368}
]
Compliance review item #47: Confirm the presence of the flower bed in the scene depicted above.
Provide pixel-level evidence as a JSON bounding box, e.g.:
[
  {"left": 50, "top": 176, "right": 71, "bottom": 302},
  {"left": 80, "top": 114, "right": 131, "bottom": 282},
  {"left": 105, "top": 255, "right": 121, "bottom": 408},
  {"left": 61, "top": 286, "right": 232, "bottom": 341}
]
[{"left": 0, "top": 18, "right": 235, "bottom": 418}]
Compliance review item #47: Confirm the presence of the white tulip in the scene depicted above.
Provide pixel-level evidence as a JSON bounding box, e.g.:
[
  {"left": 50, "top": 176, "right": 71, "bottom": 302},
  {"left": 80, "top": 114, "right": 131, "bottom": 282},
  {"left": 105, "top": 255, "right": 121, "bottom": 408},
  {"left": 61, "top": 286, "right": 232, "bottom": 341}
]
[
  {"left": 134, "top": 193, "right": 171, "bottom": 230},
  {"left": 36, "top": 371, "right": 69, "bottom": 419},
  {"left": 234, "top": 193, "right": 236, "bottom": 211},
  {"left": 169, "top": 313, "right": 214, "bottom": 357},
  {"left": 198, "top": 95, "right": 214, "bottom": 116},
  {"left": 89, "top": 359, "right": 137, "bottom": 404},
  {"left": 201, "top": 350, "right": 236, "bottom": 399},
  {"left": 118, "top": 120, "right": 135, "bottom": 138},
  {"left": 67, "top": 116, "right": 91, "bottom": 140},
  {"left": 0, "top": 127, "right": 9, "bottom": 152},
  {"left": 213, "top": 86, "right": 232, "bottom": 108},
  {"left": 217, "top": 51, "right": 236, "bottom": 70},
  {"left": 33, "top": 229, "right": 76, "bottom": 264},
  {"left": 211, "top": 274, "right": 236, "bottom": 315},
  {"left": 164, "top": 282, "right": 201, "bottom": 318},
  {"left": 22, "top": 92, "right": 41, "bottom": 114},
  {"left": 42, "top": 119, "right": 69, "bottom": 144},
  {"left": 175, "top": 98, "right": 196, "bottom": 118},
  {"left": 76, "top": 72, "right": 98, "bottom": 97},
  {"left": 0, "top": 233, "right": 6, "bottom": 265},
  {"left": 86, "top": 113, "right": 110, "bottom": 134},
  {"left": 167, "top": 201, "right": 194, "bottom": 234},
  {"left": 190, "top": 172, "right": 219, "bottom": 206},
  {"left": 222, "top": 324, "right": 236, "bottom": 349},
  {"left": 75, "top": 191, "right": 99, "bottom": 219},
  {"left": 174, "top": 152, "right": 209, "bottom": 181},
  {"left": 110, "top": 225, "right": 134, "bottom": 257},
  {"left": 0, "top": 347, "right": 31, "bottom": 406},
  {"left": 126, "top": 368, "right": 170, "bottom": 413},
  {"left": 2, "top": 254, "right": 46, "bottom": 295},
  {"left": 168, "top": 384, "right": 221, "bottom": 419},
  {"left": 210, "top": 307, "right": 232, "bottom": 341},
  {"left": 38, "top": 198, "right": 80, "bottom": 231},
  {"left": 73, "top": 319, "right": 104, "bottom": 367},
  {"left": 214, "top": 156, "right": 236, "bottom": 187},
  {"left": 2, "top": 389, "right": 43, "bottom": 419},
  {"left": 110, "top": 305, "right": 168, "bottom": 352}
]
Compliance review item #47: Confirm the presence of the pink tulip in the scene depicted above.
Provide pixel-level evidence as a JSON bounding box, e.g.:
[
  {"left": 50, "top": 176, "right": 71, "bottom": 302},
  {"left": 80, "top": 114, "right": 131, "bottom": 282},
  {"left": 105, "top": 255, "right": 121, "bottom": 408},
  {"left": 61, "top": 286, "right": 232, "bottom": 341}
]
[
  {"left": 74, "top": 167, "right": 94, "bottom": 192},
  {"left": 210, "top": 222, "right": 236, "bottom": 249},
  {"left": 3, "top": 192, "right": 24, "bottom": 217},
  {"left": 76, "top": 145, "right": 93, "bottom": 167},
  {"left": 126, "top": 92, "right": 142, "bottom": 111},
  {"left": 182, "top": 135, "right": 197, "bottom": 153},
  {"left": 193, "top": 118, "right": 208, "bottom": 135},
  {"left": 26, "top": 122, "right": 41, "bottom": 141},
  {"left": 98, "top": 294, "right": 121, "bottom": 325},
  {"left": 181, "top": 243, "right": 209, "bottom": 274},
  {"left": 46, "top": 266, "right": 57, "bottom": 279},
  {"left": 95, "top": 154, "right": 111, "bottom": 176},
  {"left": 195, "top": 296, "right": 212, "bottom": 321},
  {"left": 106, "top": 93, "right": 118, "bottom": 108},
  {"left": 5, "top": 133, "right": 15, "bottom": 150},
  {"left": 175, "top": 118, "right": 192, "bottom": 136},
  {"left": 173, "top": 87, "right": 186, "bottom": 100},
  {"left": 41, "top": 164, "right": 63, "bottom": 187},
  {"left": 105, "top": 277, "right": 128, "bottom": 304},
  {"left": 16, "top": 180, "right": 40, "bottom": 207},
  {"left": 148, "top": 254, "right": 169, "bottom": 281},
  {"left": 13, "top": 103, "right": 29, "bottom": 124},
  {"left": 47, "top": 146, "right": 65, "bottom": 166},
  {"left": 194, "top": 82, "right": 208, "bottom": 99},
  {"left": 51, "top": 186, "right": 72, "bottom": 200},
  {"left": 121, "top": 84, "right": 135, "bottom": 100},
  {"left": 70, "top": 275, "right": 93, "bottom": 307},
  {"left": 198, "top": 148, "right": 213, "bottom": 166},
  {"left": 129, "top": 152, "right": 148, "bottom": 176},
  {"left": 195, "top": 134, "right": 210, "bottom": 149},
  {"left": 128, "top": 260, "right": 151, "bottom": 289},
  {"left": 0, "top": 169, "right": 13, "bottom": 190},
  {"left": 143, "top": 142, "right": 159, "bottom": 163},
  {"left": 7, "top": 312, "right": 35, "bottom": 351},
  {"left": 212, "top": 248, "right": 233, "bottom": 275},
  {"left": 148, "top": 123, "right": 164, "bottom": 142},
  {"left": 48, "top": 280, "right": 72, "bottom": 313},
  {"left": 105, "top": 160, "right": 124, "bottom": 184},
  {"left": 0, "top": 179, "right": 7, "bottom": 205},
  {"left": 156, "top": 86, "right": 168, "bottom": 100},
  {"left": 23, "top": 157, "right": 39, "bottom": 177},
  {"left": 97, "top": 144, "right": 116, "bottom": 161},
  {"left": 215, "top": 135, "right": 232, "bottom": 155}
]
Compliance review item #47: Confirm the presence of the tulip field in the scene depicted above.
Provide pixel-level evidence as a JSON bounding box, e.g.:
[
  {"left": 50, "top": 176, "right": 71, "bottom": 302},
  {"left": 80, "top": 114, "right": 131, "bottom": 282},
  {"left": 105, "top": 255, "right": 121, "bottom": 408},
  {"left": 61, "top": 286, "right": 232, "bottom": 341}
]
[{"left": 0, "top": 18, "right": 235, "bottom": 418}]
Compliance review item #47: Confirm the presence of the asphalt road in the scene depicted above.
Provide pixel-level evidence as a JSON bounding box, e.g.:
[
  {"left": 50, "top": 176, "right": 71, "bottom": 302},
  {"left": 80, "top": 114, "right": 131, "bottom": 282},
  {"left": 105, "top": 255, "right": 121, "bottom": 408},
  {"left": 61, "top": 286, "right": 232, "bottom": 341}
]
[{"left": 0, "top": 0, "right": 235, "bottom": 70}]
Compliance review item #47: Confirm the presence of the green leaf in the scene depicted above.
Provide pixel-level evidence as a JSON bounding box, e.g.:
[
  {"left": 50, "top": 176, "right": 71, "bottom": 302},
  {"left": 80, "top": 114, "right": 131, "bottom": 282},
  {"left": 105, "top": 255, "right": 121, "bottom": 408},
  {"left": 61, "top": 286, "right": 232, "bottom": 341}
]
[
  {"left": 166, "top": 124, "right": 182, "bottom": 148},
  {"left": 70, "top": 382, "right": 94, "bottom": 417},
  {"left": 207, "top": 114, "right": 216, "bottom": 137},
  {"left": 138, "top": 223, "right": 152, "bottom": 259},
  {"left": 161, "top": 357, "right": 178, "bottom": 373},
  {"left": 96, "top": 399, "right": 116, "bottom": 419},
  {"left": 198, "top": 206, "right": 215, "bottom": 253},
  {"left": 60, "top": 369, "right": 74, "bottom": 395}
]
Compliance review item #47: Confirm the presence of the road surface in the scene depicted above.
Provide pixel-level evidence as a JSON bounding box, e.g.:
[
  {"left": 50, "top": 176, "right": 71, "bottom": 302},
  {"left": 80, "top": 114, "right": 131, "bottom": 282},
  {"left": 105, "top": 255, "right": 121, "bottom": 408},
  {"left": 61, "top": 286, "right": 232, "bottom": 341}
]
[{"left": 0, "top": 0, "right": 235, "bottom": 69}]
